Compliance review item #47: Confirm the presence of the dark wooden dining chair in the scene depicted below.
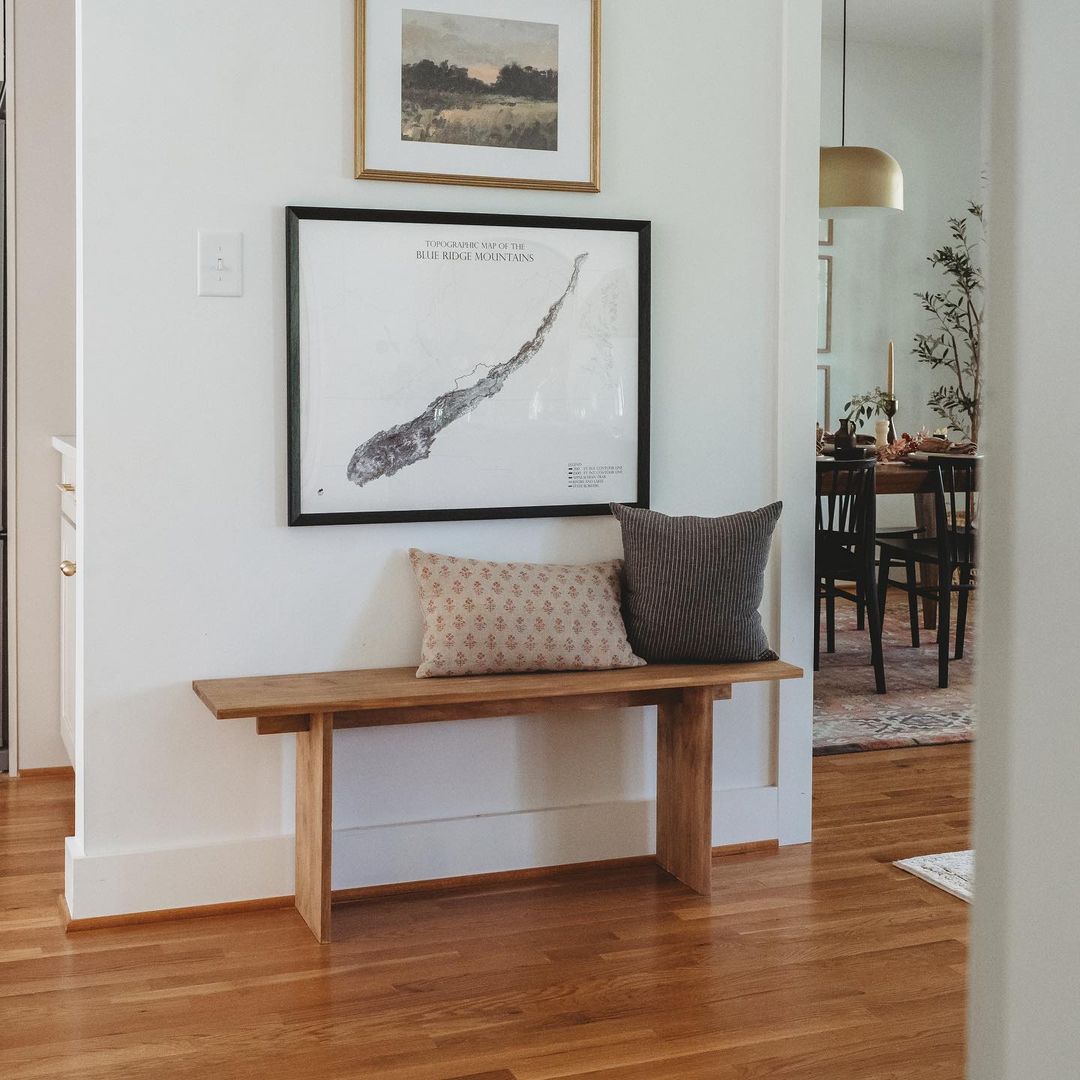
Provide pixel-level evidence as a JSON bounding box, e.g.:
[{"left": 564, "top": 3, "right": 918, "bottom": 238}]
[
  {"left": 816, "top": 458, "right": 886, "bottom": 693},
  {"left": 876, "top": 459, "right": 978, "bottom": 688},
  {"left": 852, "top": 526, "right": 924, "bottom": 629}
]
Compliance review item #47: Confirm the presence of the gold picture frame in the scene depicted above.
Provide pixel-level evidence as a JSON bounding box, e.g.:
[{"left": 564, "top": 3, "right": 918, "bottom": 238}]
[
  {"left": 816, "top": 364, "right": 832, "bottom": 431},
  {"left": 818, "top": 254, "right": 833, "bottom": 354},
  {"left": 355, "top": 0, "right": 602, "bottom": 192}
]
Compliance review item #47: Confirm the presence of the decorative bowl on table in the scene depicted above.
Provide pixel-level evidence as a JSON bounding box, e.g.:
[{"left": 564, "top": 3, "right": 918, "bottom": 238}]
[{"left": 824, "top": 445, "right": 877, "bottom": 460}]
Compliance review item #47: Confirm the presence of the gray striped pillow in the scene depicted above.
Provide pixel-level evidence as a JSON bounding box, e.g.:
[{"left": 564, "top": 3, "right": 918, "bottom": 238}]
[{"left": 611, "top": 502, "right": 782, "bottom": 663}]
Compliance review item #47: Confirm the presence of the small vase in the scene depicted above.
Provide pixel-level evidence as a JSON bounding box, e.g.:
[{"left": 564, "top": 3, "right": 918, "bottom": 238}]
[
  {"left": 834, "top": 418, "right": 854, "bottom": 449},
  {"left": 874, "top": 419, "right": 890, "bottom": 449},
  {"left": 833, "top": 418, "right": 859, "bottom": 459}
]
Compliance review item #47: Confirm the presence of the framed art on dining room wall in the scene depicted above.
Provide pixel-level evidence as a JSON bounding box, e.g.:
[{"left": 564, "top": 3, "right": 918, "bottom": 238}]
[
  {"left": 286, "top": 207, "right": 650, "bottom": 526},
  {"left": 355, "top": 0, "right": 601, "bottom": 192},
  {"left": 818, "top": 254, "right": 833, "bottom": 354},
  {"left": 816, "top": 364, "right": 831, "bottom": 431}
]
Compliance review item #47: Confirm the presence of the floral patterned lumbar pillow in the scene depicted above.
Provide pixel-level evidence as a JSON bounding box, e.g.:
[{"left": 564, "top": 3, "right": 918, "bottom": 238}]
[{"left": 408, "top": 550, "right": 646, "bottom": 678}]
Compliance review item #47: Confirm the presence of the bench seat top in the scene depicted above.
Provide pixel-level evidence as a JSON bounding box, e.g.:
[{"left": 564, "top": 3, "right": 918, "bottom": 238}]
[{"left": 193, "top": 660, "right": 803, "bottom": 720}]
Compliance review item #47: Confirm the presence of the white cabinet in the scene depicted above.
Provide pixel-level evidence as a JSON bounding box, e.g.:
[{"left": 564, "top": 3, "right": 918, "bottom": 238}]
[{"left": 53, "top": 436, "right": 77, "bottom": 766}]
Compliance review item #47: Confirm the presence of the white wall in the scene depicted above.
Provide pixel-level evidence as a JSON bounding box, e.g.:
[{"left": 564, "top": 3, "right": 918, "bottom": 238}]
[
  {"left": 969, "top": 1, "right": 1080, "bottom": 1075},
  {"left": 68, "top": 0, "right": 819, "bottom": 917},
  {"left": 819, "top": 37, "right": 983, "bottom": 457},
  {"left": 7, "top": 0, "right": 77, "bottom": 770}
]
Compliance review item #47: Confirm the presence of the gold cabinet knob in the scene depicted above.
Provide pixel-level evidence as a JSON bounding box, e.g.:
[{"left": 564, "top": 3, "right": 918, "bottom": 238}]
[
  {"left": 60, "top": 561, "right": 77, "bottom": 577},
  {"left": 57, "top": 482, "right": 76, "bottom": 494}
]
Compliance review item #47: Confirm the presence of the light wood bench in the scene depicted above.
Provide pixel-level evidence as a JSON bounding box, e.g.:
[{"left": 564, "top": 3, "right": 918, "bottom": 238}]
[{"left": 192, "top": 661, "right": 803, "bottom": 942}]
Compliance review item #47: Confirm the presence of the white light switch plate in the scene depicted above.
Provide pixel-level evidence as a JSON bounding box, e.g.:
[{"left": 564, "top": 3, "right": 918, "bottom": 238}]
[{"left": 197, "top": 230, "right": 243, "bottom": 297}]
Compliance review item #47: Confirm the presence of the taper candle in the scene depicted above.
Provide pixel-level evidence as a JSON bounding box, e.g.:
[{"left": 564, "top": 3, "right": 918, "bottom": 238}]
[{"left": 887, "top": 340, "right": 895, "bottom": 396}]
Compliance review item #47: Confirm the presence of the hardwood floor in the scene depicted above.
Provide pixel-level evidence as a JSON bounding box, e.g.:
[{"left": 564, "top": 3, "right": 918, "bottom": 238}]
[{"left": 0, "top": 746, "right": 970, "bottom": 1079}]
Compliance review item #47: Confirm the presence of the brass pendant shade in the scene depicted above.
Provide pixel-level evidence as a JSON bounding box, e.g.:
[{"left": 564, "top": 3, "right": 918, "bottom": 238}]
[
  {"left": 820, "top": 145, "right": 904, "bottom": 216},
  {"left": 820, "top": 0, "right": 904, "bottom": 216}
]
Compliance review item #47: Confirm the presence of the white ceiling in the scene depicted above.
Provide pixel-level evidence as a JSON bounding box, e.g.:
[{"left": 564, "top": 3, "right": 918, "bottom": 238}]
[{"left": 822, "top": 0, "right": 985, "bottom": 55}]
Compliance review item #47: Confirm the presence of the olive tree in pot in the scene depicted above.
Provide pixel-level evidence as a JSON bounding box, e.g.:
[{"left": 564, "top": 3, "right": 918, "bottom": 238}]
[{"left": 914, "top": 202, "right": 985, "bottom": 443}]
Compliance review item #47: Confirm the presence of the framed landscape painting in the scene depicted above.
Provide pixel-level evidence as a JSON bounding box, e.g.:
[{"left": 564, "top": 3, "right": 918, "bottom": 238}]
[
  {"left": 356, "top": 0, "right": 601, "bottom": 192},
  {"left": 286, "top": 207, "right": 650, "bottom": 526}
]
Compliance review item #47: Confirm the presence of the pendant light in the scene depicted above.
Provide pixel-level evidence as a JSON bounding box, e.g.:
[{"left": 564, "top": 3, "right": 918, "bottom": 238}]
[{"left": 820, "top": 0, "right": 903, "bottom": 216}]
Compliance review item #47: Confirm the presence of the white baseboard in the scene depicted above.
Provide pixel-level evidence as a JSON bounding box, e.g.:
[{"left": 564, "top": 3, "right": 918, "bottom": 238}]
[{"left": 66, "top": 786, "right": 779, "bottom": 920}]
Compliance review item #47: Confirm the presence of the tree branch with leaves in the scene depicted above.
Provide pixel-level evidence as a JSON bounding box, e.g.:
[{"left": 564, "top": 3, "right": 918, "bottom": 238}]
[
  {"left": 843, "top": 388, "right": 893, "bottom": 429},
  {"left": 913, "top": 202, "right": 984, "bottom": 443}
]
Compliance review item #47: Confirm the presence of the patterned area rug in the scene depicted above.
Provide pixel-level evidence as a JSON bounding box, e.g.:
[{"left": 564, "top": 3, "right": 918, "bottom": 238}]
[
  {"left": 895, "top": 850, "right": 974, "bottom": 902},
  {"left": 814, "top": 591, "right": 975, "bottom": 755}
]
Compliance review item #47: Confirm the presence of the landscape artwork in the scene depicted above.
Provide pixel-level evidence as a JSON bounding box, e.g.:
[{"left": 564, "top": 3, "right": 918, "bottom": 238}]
[
  {"left": 286, "top": 208, "right": 649, "bottom": 525},
  {"left": 356, "top": 0, "right": 600, "bottom": 191},
  {"left": 401, "top": 9, "right": 559, "bottom": 151}
]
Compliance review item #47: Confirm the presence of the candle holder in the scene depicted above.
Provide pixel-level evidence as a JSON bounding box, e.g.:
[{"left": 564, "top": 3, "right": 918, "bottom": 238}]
[{"left": 881, "top": 394, "right": 899, "bottom": 444}]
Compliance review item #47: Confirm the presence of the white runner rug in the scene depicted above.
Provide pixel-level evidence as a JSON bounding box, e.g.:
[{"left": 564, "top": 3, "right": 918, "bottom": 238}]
[{"left": 894, "top": 849, "right": 974, "bottom": 902}]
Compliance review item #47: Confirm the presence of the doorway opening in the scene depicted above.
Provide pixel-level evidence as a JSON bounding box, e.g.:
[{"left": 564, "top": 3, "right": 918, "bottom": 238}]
[
  {"left": 0, "top": 0, "right": 78, "bottom": 779},
  {"left": 814, "top": 0, "right": 984, "bottom": 761}
]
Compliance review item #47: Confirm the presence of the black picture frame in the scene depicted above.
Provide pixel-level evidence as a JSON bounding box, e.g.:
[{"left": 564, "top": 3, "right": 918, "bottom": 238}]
[{"left": 286, "top": 206, "right": 651, "bottom": 526}]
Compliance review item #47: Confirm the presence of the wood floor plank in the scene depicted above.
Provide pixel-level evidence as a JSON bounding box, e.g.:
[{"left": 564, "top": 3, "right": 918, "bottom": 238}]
[{"left": 0, "top": 744, "right": 970, "bottom": 1078}]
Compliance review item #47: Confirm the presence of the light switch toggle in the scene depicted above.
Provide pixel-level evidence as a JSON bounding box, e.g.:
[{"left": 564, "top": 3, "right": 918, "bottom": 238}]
[{"left": 197, "top": 230, "right": 243, "bottom": 297}]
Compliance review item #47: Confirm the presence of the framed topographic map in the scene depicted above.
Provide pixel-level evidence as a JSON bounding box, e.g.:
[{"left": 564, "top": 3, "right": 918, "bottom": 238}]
[
  {"left": 286, "top": 207, "right": 650, "bottom": 526},
  {"left": 356, "top": 0, "right": 601, "bottom": 192}
]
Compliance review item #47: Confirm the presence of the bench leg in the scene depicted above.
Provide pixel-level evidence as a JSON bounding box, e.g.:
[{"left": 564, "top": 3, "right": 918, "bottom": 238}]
[
  {"left": 655, "top": 686, "right": 715, "bottom": 896},
  {"left": 295, "top": 712, "right": 333, "bottom": 943}
]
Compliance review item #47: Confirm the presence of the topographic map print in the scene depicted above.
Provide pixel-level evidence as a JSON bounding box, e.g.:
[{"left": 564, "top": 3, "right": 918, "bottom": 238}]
[
  {"left": 347, "top": 253, "right": 587, "bottom": 487},
  {"left": 296, "top": 218, "right": 640, "bottom": 516}
]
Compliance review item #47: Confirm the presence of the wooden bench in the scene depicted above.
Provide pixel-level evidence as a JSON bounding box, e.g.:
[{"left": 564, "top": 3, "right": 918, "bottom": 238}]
[{"left": 192, "top": 661, "right": 803, "bottom": 942}]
